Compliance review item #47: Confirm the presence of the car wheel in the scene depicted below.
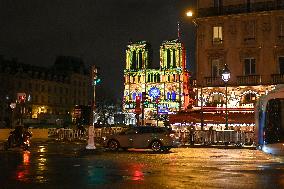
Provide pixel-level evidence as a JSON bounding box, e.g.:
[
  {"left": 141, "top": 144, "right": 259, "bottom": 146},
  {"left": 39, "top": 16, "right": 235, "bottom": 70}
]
[
  {"left": 151, "top": 141, "right": 162, "bottom": 152},
  {"left": 108, "top": 140, "right": 119, "bottom": 151}
]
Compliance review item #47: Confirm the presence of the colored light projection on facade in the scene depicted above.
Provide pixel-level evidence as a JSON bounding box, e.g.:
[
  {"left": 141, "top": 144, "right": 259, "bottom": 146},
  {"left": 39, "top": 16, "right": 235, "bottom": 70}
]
[{"left": 123, "top": 39, "right": 190, "bottom": 120}]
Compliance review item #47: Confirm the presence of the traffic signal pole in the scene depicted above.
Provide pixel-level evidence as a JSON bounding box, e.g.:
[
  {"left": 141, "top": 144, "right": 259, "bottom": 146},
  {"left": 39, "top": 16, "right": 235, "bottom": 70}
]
[
  {"left": 141, "top": 105, "right": 144, "bottom": 126},
  {"left": 141, "top": 92, "right": 146, "bottom": 126}
]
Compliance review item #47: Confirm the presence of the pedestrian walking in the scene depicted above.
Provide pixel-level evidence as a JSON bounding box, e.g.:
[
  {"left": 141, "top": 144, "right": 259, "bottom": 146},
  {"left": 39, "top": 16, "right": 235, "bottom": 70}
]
[{"left": 188, "top": 123, "right": 195, "bottom": 145}]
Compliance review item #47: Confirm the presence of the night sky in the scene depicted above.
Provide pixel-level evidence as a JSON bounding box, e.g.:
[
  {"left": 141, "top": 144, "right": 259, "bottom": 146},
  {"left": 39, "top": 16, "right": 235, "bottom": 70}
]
[{"left": 0, "top": 0, "right": 196, "bottom": 102}]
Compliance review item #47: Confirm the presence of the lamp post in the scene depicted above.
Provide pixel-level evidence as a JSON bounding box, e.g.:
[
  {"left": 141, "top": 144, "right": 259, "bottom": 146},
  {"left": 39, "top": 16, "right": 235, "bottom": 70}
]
[
  {"left": 86, "top": 65, "right": 99, "bottom": 150},
  {"left": 221, "top": 64, "right": 231, "bottom": 130},
  {"left": 186, "top": 10, "right": 204, "bottom": 130}
]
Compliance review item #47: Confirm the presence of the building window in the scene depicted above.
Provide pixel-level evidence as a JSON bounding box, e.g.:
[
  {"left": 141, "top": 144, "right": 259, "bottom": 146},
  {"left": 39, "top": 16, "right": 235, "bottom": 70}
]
[
  {"left": 214, "top": 0, "right": 222, "bottom": 8},
  {"left": 138, "top": 50, "right": 143, "bottom": 69},
  {"left": 244, "top": 21, "right": 256, "bottom": 41},
  {"left": 172, "top": 92, "right": 176, "bottom": 100},
  {"left": 279, "top": 57, "right": 284, "bottom": 74},
  {"left": 167, "top": 92, "right": 171, "bottom": 100},
  {"left": 172, "top": 49, "right": 176, "bottom": 68},
  {"left": 208, "top": 94, "right": 224, "bottom": 107},
  {"left": 131, "top": 51, "right": 137, "bottom": 70},
  {"left": 276, "top": 0, "right": 284, "bottom": 8},
  {"left": 278, "top": 19, "right": 284, "bottom": 39},
  {"left": 241, "top": 93, "right": 256, "bottom": 105},
  {"left": 246, "top": 0, "right": 251, "bottom": 12},
  {"left": 211, "top": 58, "right": 222, "bottom": 77},
  {"left": 244, "top": 58, "right": 256, "bottom": 75},
  {"left": 213, "top": 26, "right": 223, "bottom": 44},
  {"left": 132, "top": 93, "right": 136, "bottom": 100},
  {"left": 167, "top": 49, "right": 171, "bottom": 68},
  {"left": 214, "top": 0, "right": 223, "bottom": 13}
]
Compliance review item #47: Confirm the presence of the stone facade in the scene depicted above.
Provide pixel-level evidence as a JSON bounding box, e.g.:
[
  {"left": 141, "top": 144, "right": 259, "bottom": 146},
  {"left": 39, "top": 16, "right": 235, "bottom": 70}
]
[
  {"left": 195, "top": 0, "right": 284, "bottom": 109},
  {"left": 123, "top": 40, "right": 190, "bottom": 123},
  {"left": 0, "top": 56, "right": 92, "bottom": 128}
]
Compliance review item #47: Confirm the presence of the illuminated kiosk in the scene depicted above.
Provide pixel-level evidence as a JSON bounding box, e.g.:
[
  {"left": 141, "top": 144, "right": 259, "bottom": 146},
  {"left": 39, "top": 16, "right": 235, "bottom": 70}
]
[{"left": 123, "top": 40, "right": 190, "bottom": 125}]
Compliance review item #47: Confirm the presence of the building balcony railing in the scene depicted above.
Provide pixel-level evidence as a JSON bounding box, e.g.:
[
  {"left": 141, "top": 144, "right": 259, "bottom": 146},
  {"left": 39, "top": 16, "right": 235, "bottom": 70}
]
[
  {"left": 271, "top": 74, "right": 284, "bottom": 84},
  {"left": 198, "top": 1, "right": 284, "bottom": 18},
  {"left": 204, "top": 76, "right": 224, "bottom": 87},
  {"left": 237, "top": 75, "right": 262, "bottom": 86}
]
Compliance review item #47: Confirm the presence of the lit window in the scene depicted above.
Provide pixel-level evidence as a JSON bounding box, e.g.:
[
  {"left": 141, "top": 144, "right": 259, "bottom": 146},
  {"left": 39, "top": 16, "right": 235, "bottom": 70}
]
[
  {"left": 172, "top": 92, "right": 176, "bottom": 100},
  {"left": 167, "top": 49, "right": 171, "bottom": 68},
  {"left": 132, "top": 93, "right": 136, "bottom": 100},
  {"left": 244, "top": 58, "right": 256, "bottom": 75},
  {"left": 208, "top": 94, "right": 224, "bottom": 107},
  {"left": 241, "top": 93, "right": 257, "bottom": 105},
  {"left": 167, "top": 92, "right": 171, "bottom": 100},
  {"left": 213, "top": 26, "right": 223, "bottom": 44}
]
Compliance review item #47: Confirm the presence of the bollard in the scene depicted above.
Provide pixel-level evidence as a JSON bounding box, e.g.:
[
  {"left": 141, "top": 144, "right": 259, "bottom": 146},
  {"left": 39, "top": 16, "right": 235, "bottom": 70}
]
[{"left": 86, "top": 125, "right": 96, "bottom": 150}]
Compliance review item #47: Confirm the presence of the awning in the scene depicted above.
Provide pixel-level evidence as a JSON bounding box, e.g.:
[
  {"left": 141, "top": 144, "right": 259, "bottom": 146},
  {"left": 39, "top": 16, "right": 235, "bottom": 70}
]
[{"left": 169, "top": 111, "right": 254, "bottom": 124}]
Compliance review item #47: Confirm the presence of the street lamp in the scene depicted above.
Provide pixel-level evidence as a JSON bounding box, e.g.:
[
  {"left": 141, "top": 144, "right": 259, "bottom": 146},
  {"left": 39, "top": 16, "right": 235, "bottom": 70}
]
[
  {"left": 186, "top": 10, "right": 193, "bottom": 17},
  {"left": 186, "top": 10, "right": 203, "bottom": 129},
  {"left": 221, "top": 64, "right": 231, "bottom": 130},
  {"left": 186, "top": 10, "right": 197, "bottom": 26}
]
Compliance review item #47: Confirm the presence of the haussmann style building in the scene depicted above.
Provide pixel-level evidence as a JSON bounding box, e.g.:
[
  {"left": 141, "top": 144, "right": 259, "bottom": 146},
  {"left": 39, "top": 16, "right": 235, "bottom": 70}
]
[
  {"left": 0, "top": 56, "right": 93, "bottom": 128},
  {"left": 193, "top": 0, "right": 284, "bottom": 127}
]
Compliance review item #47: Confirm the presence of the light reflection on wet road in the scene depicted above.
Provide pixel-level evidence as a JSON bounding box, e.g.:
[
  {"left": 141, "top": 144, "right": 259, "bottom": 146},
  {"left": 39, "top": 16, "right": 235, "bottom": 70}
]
[{"left": 0, "top": 140, "right": 283, "bottom": 189}]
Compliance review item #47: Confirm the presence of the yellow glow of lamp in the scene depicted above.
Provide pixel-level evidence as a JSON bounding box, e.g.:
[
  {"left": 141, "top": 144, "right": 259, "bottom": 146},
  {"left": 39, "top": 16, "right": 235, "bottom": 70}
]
[
  {"left": 222, "top": 64, "right": 231, "bottom": 82},
  {"left": 186, "top": 10, "right": 193, "bottom": 17}
]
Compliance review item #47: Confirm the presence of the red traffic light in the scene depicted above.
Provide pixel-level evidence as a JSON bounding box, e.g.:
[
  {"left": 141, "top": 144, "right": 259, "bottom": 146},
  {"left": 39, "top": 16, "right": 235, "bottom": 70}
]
[
  {"left": 18, "top": 95, "right": 26, "bottom": 102},
  {"left": 136, "top": 96, "right": 141, "bottom": 102}
]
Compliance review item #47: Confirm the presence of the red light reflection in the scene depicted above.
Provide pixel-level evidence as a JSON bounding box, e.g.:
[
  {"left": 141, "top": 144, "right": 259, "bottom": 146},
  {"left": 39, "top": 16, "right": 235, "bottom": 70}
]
[
  {"left": 130, "top": 164, "right": 144, "bottom": 181},
  {"left": 15, "top": 151, "right": 31, "bottom": 182}
]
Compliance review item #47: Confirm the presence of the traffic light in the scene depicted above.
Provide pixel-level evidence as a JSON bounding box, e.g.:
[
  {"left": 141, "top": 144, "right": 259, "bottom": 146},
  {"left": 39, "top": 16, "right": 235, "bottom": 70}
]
[
  {"left": 135, "top": 96, "right": 141, "bottom": 107},
  {"left": 93, "top": 78, "right": 101, "bottom": 85},
  {"left": 17, "top": 93, "right": 26, "bottom": 103},
  {"left": 19, "top": 95, "right": 25, "bottom": 102}
]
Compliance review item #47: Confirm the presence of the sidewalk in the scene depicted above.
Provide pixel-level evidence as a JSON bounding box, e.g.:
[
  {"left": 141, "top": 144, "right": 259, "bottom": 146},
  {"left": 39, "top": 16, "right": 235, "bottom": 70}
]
[{"left": 181, "top": 143, "right": 256, "bottom": 150}]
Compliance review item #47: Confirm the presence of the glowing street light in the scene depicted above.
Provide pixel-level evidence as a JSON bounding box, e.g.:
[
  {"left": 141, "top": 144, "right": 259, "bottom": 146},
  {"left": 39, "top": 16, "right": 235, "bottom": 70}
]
[
  {"left": 186, "top": 10, "right": 193, "bottom": 17},
  {"left": 186, "top": 9, "right": 201, "bottom": 129},
  {"left": 221, "top": 64, "right": 231, "bottom": 130},
  {"left": 222, "top": 64, "right": 231, "bottom": 82}
]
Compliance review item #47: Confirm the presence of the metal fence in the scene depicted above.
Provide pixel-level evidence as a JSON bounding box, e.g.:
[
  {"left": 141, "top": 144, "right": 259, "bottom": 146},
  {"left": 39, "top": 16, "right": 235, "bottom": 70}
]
[
  {"left": 48, "top": 127, "right": 255, "bottom": 146},
  {"left": 48, "top": 127, "right": 126, "bottom": 141},
  {"left": 176, "top": 130, "right": 255, "bottom": 146}
]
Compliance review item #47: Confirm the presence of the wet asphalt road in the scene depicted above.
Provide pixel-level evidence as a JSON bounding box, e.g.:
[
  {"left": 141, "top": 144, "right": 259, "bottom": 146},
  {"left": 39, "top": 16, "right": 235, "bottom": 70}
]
[{"left": 0, "top": 140, "right": 284, "bottom": 189}]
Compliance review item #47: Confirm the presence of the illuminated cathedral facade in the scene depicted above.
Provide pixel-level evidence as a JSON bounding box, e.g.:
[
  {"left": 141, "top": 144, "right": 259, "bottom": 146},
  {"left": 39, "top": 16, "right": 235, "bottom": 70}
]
[{"left": 123, "top": 39, "right": 190, "bottom": 123}]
